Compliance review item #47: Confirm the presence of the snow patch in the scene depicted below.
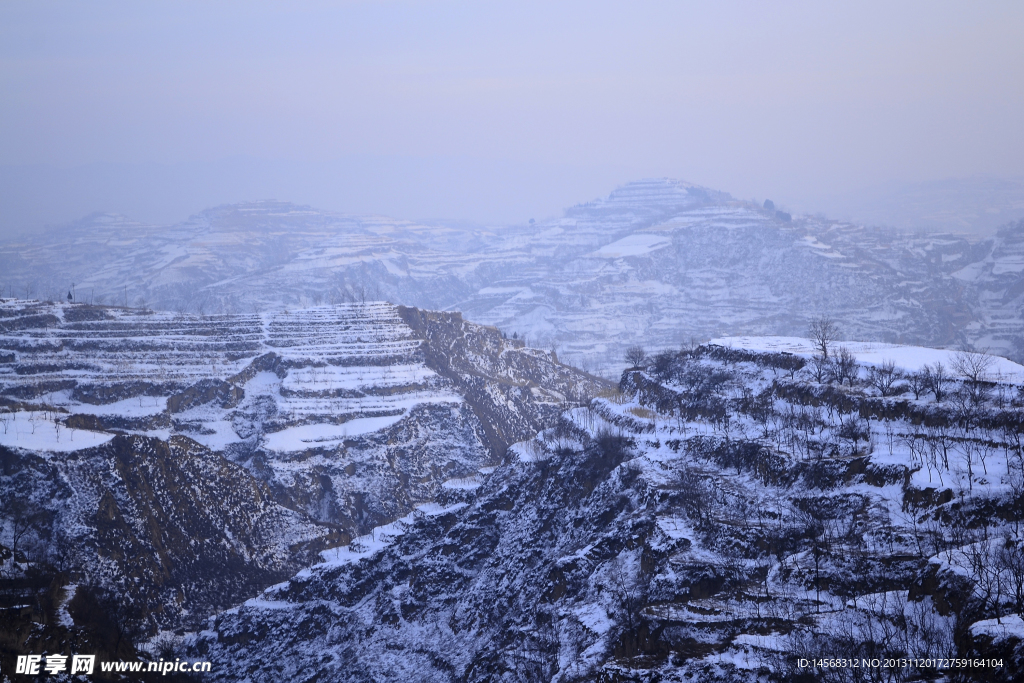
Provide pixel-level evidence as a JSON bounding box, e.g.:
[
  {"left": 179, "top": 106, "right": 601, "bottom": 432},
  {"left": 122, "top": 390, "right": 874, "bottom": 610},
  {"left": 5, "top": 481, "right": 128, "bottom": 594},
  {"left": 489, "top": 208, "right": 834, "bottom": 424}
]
[
  {"left": 590, "top": 234, "right": 671, "bottom": 258},
  {"left": 264, "top": 414, "right": 405, "bottom": 451},
  {"left": 573, "top": 603, "right": 613, "bottom": 634},
  {"left": 0, "top": 413, "right": 114, "bottom": 452},
  {"left": 970, "top": 614, "right": 1024, "bottom": 643}
]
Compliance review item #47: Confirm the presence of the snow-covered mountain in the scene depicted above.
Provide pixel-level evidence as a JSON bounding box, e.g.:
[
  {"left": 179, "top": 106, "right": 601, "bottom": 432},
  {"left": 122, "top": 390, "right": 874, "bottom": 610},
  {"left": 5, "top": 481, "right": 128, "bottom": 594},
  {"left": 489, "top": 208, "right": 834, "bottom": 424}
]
[
  {"left": 4, "top": 296, "right": 1023, "bottom": 679},
  {"left": 193, "top": 339, "right": 1024, "bottom": 682},
  {"left": 953, "top": 219, "right": 1024, "bottom": 358},
  {"left": 3, "top": 179, "right": 1021, "bottom": 376},
  {"left": 0, "top": 299, "right": 607, "bottom": 653}
]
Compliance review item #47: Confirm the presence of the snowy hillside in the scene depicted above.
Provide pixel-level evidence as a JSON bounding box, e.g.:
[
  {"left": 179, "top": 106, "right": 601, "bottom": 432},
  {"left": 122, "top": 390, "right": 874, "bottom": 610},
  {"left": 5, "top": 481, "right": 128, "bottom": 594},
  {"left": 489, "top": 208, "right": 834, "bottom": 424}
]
[
  {"left": 4, "top": 179, "right": 1022, "bottom": 376},
  {"left": 4, "top": 297, "right": 1022, "bottom": 679},
  {"left": 0, "top": 299, "right": 607, "bottom": 653},
  {"left": 712, "top": 335, "right": 1024, "bottom": 382},
  {"left": 952, "top": 218, "right": 1024, "bottom": 358},
  {"left": 460, "top": 181, "right": 984, "bottom": 374},
  {"left": 194, "top": 340, "right": 1024, "bottom": 682}
]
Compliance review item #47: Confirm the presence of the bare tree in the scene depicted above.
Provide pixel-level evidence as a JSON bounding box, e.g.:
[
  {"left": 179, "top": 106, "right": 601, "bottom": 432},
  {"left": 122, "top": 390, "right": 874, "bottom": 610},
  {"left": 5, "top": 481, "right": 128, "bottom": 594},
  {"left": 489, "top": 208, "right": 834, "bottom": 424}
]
[
  {"left": 998, "top": 536, "right": 1024, "bottom": 613},
  {"left": 828, "top": 346, "right": 858, "bottom": 385},
  {"left": 809, "top": 354, "right": 830, "bottom": 383},
  {"left": 906, "top": 369, "right": 929, "bottom": 400},
  {"left": 606, "top": 553, "right": 650, "bottom": 655},
  {"left": 867, "top": 359, "right": 903, "bottom": 396},
  {"left": 1, "top": 494, "right": 43, "bottom": 578},
  {"left": 743, "top": 386, "right": 777, "bottom": 439},
  {"left": 808, "top": 316, "right": 840, "bottom": 358},
  {"left": 624, "top": 345, "right": 647, "bottom": 369},
  {"left": 951, "top": 351, "right": 995, "bottom": 383},
  {"left": 952, "top": 351, "right": 995, "bottom": 406},
  {"left": 68, "top": 585, "right": 146, "bottom": 658},
  {"left": 925, "top": 362, "right": 950, "bottom": 402}
]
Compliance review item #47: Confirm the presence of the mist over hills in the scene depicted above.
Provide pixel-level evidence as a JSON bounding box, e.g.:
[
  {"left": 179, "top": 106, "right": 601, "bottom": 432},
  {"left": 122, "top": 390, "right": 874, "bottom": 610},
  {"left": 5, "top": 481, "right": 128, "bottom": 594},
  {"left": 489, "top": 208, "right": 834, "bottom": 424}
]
[
  {"left": 3, "top": 178, "right": 1023, "bottom": 375},
  {"left": 821, "top": 177, "right": 1024, "bottom": 236},
  {"left": 3, "top": 182, "right": 1024, "bottom": 679}
]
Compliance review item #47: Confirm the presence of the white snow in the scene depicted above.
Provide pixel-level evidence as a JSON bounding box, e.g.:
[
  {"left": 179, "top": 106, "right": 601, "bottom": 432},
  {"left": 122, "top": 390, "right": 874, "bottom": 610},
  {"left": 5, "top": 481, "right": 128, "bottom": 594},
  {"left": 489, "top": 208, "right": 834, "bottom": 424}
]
[
  {"left": 589, "top": 234, "right": 671, "bottom": 258},
  {"left": 655, "top": 516, "right": 690, "bottom": 540},
  {"left": 969, "top": 614, "right": 1024, "bottom": 643},
  {"left": 992, "top": 259, "right": 1024, "bottom": 275},
  {"left": 511, "top": 440, "right": 547, "bottom": 463},
  {"left": 952, "top": 260, "right": 987, "bottom": 281},
  {"left": 242, "top": 597, "right": 299, "bottom": 611},
  {"left": 306, "top": 501, "right": 469, "bottom": 575},
  {"left": 281, "top": 364, "right": 435, "bottom": 391},
  {"left": 182, "top": 420, "right": 239, "bottom": 451},
  {"left": 64, "top": 396, "right": 167, "bottom": 416},
  {"left": 263, "top": 414, "right": 406, "bottom": 451},
  {"left": 573, "top": 603, "right": 613, "bottom": 634},
  {"left": 442, "top": 474, "right": 484, "bottom": 490},
  {"left": 798, "top": 235, "right": 845, "bottom": 259},
  {"left": 0, "top": 412, "right": 114, "bottom": 452},
  {"left": 711, "top": 335, "right": 1024, "bottom": 382}
]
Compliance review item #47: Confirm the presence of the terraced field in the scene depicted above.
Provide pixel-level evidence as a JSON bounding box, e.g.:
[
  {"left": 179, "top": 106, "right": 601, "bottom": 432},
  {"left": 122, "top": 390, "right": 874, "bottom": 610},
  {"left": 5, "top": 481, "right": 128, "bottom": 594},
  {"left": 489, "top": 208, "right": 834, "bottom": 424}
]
[
  {"left": 0, "top": 299, "right": 608, "bottom": 534},
  {"left": 0, "top": 298, "right": 608, "bottom": 652}
]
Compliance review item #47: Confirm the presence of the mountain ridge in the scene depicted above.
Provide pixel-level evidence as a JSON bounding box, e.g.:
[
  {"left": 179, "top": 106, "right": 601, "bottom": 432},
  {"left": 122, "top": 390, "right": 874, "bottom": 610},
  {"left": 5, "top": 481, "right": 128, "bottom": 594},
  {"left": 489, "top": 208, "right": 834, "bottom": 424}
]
[{"left": 1, "top": 178, "right": 1022, "bottom": 376}]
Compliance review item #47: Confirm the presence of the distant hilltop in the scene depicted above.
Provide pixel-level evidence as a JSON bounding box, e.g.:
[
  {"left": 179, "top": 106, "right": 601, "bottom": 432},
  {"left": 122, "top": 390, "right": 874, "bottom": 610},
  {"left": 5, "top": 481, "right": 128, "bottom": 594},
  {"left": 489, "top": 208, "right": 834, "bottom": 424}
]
[{"left": 1, "top": 178, "right": 1022, "bottom": 375}]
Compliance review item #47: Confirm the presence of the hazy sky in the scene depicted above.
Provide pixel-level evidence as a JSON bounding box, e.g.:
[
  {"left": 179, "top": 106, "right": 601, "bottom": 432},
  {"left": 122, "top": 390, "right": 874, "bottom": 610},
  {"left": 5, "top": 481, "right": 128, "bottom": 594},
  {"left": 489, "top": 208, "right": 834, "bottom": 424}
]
[{"left": 2, "top": 1, "right": 1023, "bottom": 230}]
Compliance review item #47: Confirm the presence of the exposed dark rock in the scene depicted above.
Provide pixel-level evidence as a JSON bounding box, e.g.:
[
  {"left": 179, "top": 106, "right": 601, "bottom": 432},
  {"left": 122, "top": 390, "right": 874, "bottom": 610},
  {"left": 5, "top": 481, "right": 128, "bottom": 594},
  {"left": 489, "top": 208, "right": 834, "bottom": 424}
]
[{"left": 167, "top": 378, "right": 245, "bottom": 413}]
